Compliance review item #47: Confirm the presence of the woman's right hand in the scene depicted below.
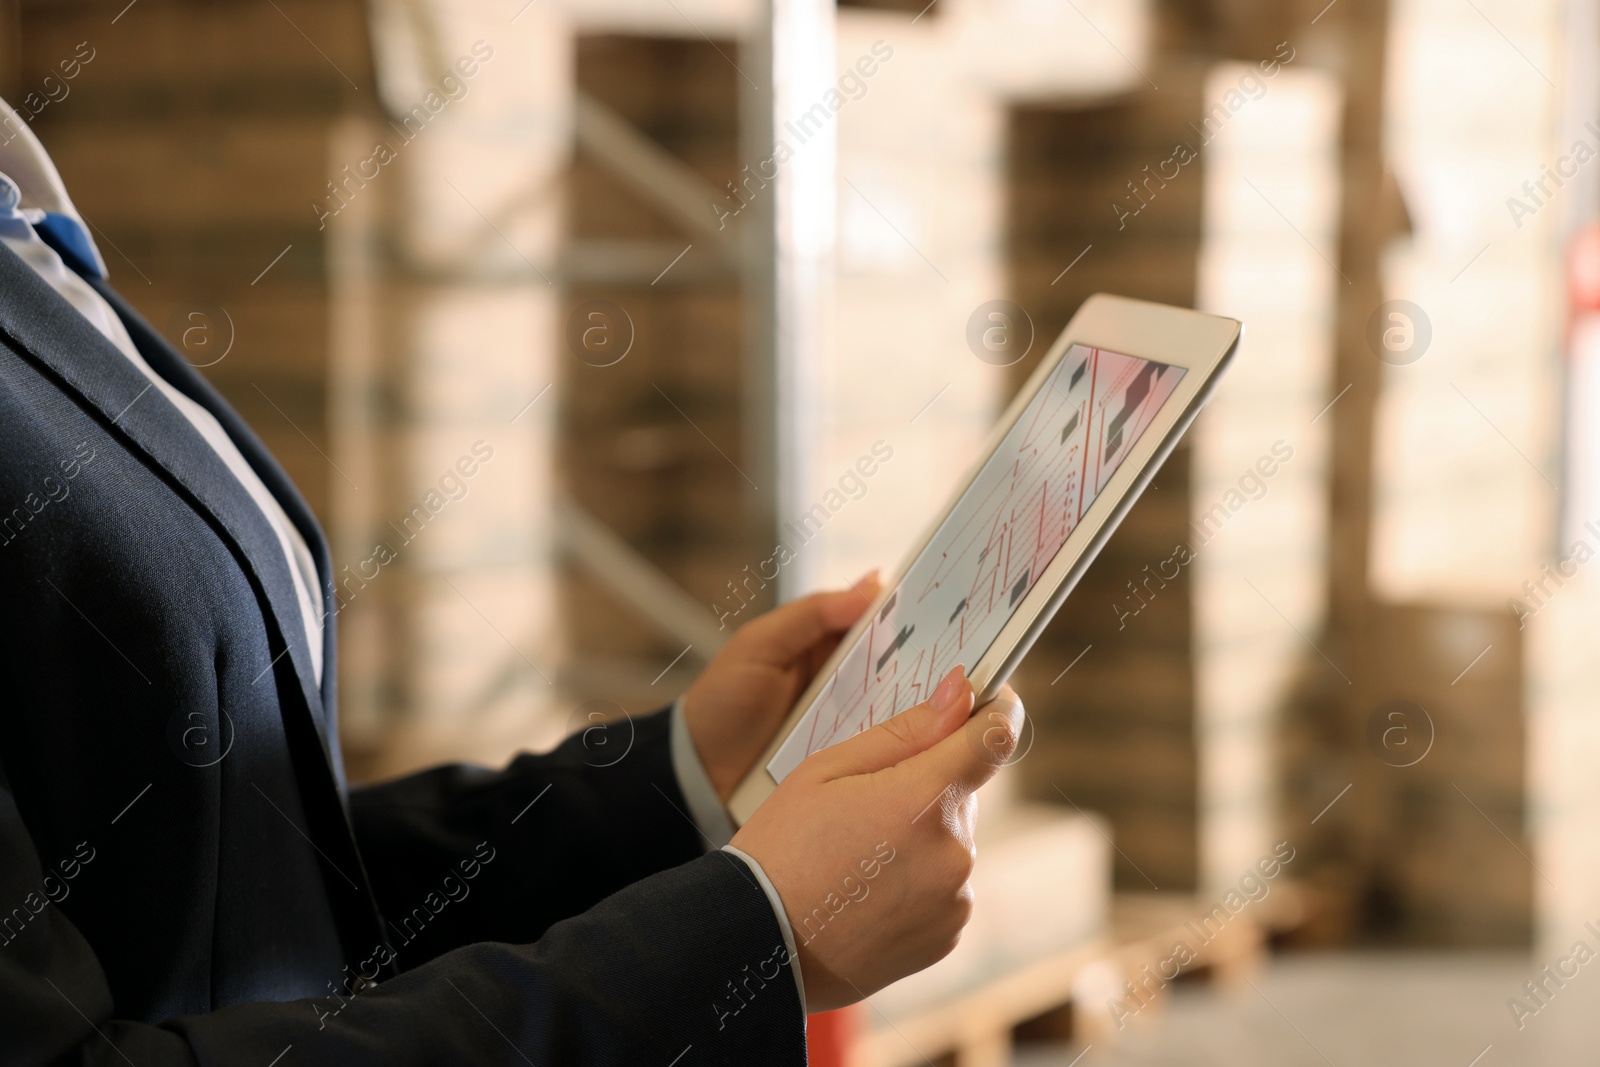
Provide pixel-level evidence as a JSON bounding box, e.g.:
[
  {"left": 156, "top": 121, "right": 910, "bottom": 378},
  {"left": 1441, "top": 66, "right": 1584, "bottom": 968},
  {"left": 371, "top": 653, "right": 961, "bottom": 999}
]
[{"left": 729, "top": 668, "right": 1024, "bottom": 1012}]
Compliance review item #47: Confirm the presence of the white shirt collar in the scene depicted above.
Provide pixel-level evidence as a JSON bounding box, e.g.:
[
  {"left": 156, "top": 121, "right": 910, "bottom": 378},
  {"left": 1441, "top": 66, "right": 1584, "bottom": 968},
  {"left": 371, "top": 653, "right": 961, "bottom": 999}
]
[{"left": 0, "top": 96, "right": 108, "bottom": 278}]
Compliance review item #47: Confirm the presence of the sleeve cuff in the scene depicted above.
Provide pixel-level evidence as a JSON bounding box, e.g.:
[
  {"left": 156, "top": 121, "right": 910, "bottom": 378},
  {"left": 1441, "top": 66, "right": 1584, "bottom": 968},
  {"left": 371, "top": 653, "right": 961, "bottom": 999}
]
[
  {"left": 669, "top": 699, "right": 807, "bottom": 1011},
  {"left": 668, "top": 695, "right": 738, "bottom": 849},
  {"left": 723, "top": 844, "right": 807, "bottom": 1014}
]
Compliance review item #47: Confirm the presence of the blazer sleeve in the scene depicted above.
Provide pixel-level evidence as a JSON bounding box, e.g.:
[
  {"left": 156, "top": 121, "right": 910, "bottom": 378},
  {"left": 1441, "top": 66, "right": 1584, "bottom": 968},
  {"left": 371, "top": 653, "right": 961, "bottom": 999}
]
[
  {"left": 346, "top": 705, "right": 712, "bottom": 965},
  {"left": 1, "top": 771, "right": 807, "bottom": 1066}
]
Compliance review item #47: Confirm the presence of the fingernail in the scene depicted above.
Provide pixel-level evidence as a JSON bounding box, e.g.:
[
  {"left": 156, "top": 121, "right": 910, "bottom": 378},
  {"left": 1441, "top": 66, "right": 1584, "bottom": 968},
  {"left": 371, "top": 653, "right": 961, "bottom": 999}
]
[
  {"left": 853, "top": 567, "right": 881, "bottom": 588},
  {"left": 930, "top": 665, "right": 968, "bottom": 713}
]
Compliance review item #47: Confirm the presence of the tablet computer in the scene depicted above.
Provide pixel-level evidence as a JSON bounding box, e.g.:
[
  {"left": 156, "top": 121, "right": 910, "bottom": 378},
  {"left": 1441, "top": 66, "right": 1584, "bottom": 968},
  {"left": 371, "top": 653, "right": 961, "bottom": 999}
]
[{"left": 727, "top": 293, "right": 1241, "bottom": 824}]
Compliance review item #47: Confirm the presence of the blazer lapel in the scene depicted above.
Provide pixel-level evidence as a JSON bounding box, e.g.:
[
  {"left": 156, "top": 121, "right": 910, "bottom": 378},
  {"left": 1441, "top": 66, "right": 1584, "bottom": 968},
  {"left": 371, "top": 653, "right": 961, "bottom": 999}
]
[
  {"left": 0, "top": 241, "right": 392, "bottom": 964},
  {"left": 0, "top": 247, "right": 333, "bottom": 762},
  {"left": 86, "top": 277, "right": 349, "bottom": 779}
]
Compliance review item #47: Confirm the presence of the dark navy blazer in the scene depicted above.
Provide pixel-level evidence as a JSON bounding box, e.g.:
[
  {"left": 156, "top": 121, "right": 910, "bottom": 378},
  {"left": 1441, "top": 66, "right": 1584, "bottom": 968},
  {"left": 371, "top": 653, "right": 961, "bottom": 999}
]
[{"left": 0, "top": 239, "right": 805, "bottom": 1065}]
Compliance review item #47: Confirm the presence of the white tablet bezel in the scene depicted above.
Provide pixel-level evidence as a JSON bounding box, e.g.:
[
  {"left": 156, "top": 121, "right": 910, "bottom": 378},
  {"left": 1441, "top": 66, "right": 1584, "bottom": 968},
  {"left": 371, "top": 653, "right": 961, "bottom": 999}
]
[{"left": 727, "top": 293, "right": 1241, "bottom": 824}]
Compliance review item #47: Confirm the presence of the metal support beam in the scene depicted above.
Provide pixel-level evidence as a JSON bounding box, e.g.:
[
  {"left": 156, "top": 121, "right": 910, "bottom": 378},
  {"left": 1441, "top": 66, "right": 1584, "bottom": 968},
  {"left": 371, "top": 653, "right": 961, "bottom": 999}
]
[
  {"left": 740, "top": 0, "right": 835, "bottom": 602},
  {"left": 573, "top": 91, "right": 741, "bottom": 257},
  {"left": 555, "top": 493, "right": 728, "bottom": 657}
]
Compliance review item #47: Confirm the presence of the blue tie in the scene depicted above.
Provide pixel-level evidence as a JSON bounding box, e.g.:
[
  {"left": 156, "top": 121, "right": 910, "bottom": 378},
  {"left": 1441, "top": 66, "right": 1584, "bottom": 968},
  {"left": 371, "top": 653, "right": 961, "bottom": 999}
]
[{"left": 32, "top": 211, "right": 102, "bottom": 280}]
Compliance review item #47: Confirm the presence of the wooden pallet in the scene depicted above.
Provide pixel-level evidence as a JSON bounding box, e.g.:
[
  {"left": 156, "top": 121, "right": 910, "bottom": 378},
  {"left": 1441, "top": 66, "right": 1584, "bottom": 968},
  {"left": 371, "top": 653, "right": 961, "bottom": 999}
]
[{"left": 849, "top": 884, "right": 1308, "bottom": 1067}]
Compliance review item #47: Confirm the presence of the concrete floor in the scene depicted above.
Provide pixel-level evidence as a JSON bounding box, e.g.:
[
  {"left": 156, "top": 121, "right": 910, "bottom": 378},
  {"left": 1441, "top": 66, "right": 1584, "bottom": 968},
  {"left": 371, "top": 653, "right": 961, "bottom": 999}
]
[{"left": 1015, "top": 952, "right": 1600, "bottom": 1066}]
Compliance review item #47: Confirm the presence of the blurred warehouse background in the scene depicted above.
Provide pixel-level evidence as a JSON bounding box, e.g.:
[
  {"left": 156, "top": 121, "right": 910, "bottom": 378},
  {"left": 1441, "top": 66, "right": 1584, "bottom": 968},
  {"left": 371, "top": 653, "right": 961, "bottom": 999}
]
[{"left": 6, "top": 0, "right": 1600, "bottom": 1062}]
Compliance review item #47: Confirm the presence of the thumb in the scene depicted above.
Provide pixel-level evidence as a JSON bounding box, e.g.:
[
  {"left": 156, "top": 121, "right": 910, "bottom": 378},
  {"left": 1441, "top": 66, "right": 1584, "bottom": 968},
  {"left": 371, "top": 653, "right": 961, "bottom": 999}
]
[
  {"left": 811, "top": 666, "right": 974, "bottom": 780},
  {"left": 894, "top": 684, "right": 1024, "bottom": 799},
  {"left": 731, "top": 571, "right": 882, "bottom": 665}
]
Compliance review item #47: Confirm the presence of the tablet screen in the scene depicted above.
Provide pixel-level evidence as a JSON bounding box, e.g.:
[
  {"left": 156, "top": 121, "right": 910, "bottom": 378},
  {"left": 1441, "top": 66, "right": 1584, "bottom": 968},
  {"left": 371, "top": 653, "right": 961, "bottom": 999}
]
[{"left": 768, "top": 344, "right": 1185, "bottom": 780}]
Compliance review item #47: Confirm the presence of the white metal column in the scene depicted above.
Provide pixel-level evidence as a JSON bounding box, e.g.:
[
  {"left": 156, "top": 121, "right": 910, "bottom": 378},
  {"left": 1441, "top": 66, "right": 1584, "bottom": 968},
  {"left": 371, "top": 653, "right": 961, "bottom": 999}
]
[{"left": 741, "top": 0, "right": 835, "bottom": 601}]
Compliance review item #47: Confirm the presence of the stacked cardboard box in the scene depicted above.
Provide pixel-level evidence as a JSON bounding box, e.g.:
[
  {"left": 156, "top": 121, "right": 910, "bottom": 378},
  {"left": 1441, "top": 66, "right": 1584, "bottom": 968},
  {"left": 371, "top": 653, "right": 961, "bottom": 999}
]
[{"left": 1006, "top": 67, "right": 1215, "bottom": 892}]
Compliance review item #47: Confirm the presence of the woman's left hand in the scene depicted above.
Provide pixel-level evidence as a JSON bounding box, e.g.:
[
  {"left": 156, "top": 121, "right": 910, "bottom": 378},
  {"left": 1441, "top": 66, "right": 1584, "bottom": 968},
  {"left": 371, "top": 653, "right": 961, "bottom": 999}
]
[{"left": 682, "top": 570, "right": 882, "bottom": 801}]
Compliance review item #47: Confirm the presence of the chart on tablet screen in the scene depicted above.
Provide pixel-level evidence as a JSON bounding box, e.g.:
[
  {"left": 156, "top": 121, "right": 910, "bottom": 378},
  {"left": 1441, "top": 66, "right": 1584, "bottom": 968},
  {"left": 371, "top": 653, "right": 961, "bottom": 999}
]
[{"left": 767, "top": 343, "right": 1184, "bottom": 781}]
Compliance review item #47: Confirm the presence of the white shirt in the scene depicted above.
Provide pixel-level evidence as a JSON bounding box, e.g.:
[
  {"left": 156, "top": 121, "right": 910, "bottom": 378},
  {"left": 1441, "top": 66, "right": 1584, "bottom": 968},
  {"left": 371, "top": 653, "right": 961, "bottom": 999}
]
[{"left": 0, "top": 97, "right": 803, "bottom": 1007}]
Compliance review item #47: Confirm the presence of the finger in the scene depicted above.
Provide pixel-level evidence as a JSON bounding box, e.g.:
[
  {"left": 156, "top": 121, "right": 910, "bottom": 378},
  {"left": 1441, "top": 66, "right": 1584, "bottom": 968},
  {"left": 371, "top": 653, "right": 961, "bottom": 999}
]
[
  {"left": 895, "top": 685, "right": 1024, "bottom": 799},
  {"left": 805, "top": 574, "right": 885, "bottom": 668},
  {"left": 813, "top": 665, "right": 973, "bottom": 779},
  {"left": 845, "top": 568, "right": 883, "bottom": 610},
  {"left": 734, "top": 571, "right": 883, "bottom": 665},
  {"left": 969, "top": 684, "right": 1026, "bottom": 769}
]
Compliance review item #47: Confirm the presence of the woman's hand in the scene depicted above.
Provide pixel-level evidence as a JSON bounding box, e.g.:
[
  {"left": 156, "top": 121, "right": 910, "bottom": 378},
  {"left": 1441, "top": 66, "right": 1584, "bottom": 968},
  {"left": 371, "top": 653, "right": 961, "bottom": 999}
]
[
  {"left": 682, "top": 571, "right": 882, "bottom": 801},
  {"left": 730, "top": 671, "right": 1026, "bottom": 1011}
]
